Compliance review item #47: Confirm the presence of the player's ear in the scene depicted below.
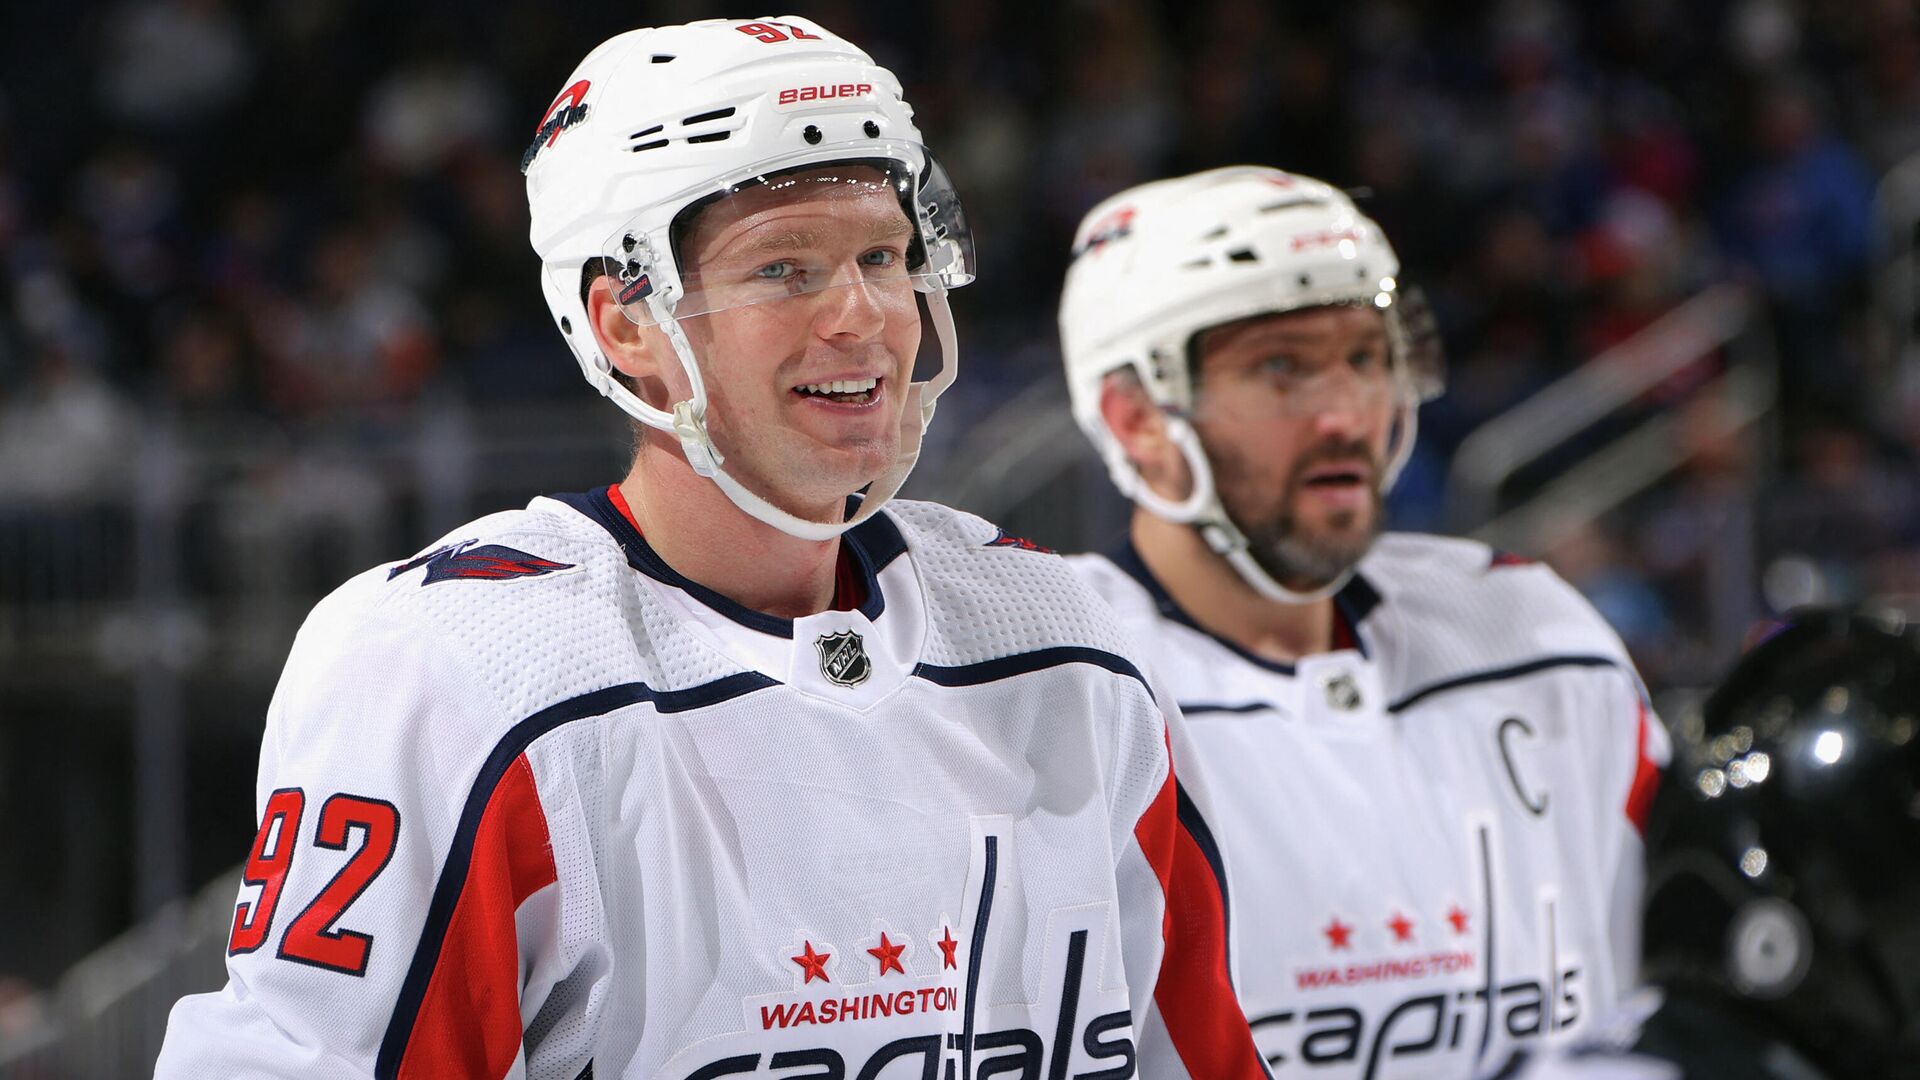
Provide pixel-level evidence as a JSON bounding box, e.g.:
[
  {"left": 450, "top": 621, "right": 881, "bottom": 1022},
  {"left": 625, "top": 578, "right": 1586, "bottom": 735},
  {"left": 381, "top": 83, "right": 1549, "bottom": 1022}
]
[
  {"left": 587, "top": 273, "right": 677, "bottom": 407},
  {"left": 1099, "top": 370, "right": 1192, "bottom": 501}
]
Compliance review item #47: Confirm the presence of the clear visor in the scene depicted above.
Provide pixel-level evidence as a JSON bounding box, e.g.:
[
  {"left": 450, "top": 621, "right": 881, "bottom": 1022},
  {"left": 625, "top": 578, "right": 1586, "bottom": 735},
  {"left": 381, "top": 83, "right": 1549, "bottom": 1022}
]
[
  {"left": 606, "top": 153, "right": 974, "bottom": 329},
  {"left": 1193, "top": 289, "right": 1446, "bottom": 418},
  {"left": 1391, "top": 284, "right": 1447, "bottom": 404},
  {"left": 1267, "top": 353, "right": 1396, "bottom": 418}
]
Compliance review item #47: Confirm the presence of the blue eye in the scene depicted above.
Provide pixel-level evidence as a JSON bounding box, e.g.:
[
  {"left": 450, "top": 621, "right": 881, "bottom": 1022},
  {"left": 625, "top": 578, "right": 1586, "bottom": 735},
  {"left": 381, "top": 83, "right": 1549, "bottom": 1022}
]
[
  {"left": 1260, "top": 355, "right": 1300, "bottom": 378},
  {"left": 1350, "top": 349, "right": 1384, "bottom": 371},
  {"left": 861, "top": 248, "right": 901, "bottom": 268},
  {"left": 754, "top": 261, "right": 797, "bottom": 281}
]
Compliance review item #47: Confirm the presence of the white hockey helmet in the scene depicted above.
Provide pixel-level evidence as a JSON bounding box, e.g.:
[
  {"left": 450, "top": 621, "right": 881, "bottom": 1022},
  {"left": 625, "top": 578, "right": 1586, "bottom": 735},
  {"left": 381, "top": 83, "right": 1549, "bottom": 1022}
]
[
  {"left": 1059, "top": 165, "right": 1443, "bottom": 601},
  {"left": 525, "top": 17, "right": 974, "bottom": 540}
]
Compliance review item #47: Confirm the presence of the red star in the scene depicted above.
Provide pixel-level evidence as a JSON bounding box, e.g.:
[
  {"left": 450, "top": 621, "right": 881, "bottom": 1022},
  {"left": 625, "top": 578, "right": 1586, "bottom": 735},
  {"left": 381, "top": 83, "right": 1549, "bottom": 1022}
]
[
  {"left": 1447, "top": 906, "right": 1470, "bottom": 935},
  {"left": 1387, "top": 911, "right": 1415, "bottom": 943},
  {"left": 791, "top": 941, "right": 832, "bottom": 984},
  {"left": 936, "top": 926, "right": 959, "bottom": 970},
  {"left": 1323, "top": 916, "right": 1354, "bottom": 951},
  {"left": 867, "top": 933, "right": 907, "bottom": 977}
]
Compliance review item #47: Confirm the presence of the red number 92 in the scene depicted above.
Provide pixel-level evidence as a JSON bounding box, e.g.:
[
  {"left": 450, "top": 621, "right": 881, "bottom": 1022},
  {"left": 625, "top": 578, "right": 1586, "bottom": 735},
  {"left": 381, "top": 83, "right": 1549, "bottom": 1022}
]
[
  {"left": 736, "top": 21, "right": 820, "bottom": 43},
  {"left": 226, "top": 790, "right": 401, "bottom": 977}
]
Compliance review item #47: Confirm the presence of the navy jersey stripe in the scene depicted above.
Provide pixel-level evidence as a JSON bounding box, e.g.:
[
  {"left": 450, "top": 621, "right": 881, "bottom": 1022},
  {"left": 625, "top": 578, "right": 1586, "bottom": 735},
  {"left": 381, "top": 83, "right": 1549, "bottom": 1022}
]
[
  {"left": 1174, "top": 779, "right": 1234, "bottom": 975},
  {"left": 912, "top": 646, "right": 1151, "bottom": 697},
  {"left": 1388, "top": 654, "right": 1623, "bottom": 714},
  {"left": 959, "top": 835, "right": 997, "bottom": 1080},
  {"left": 1104, "top": 541, "right": 1382, "bottom": 672},
  {"left": 375, "top": 672, "right": 778, "bottom": 1079},
  {"left": 551, "top": 487, "right": 907, "bottom": 639},
  {"left": 1179, "top": 701, "right": 1278, "bottom": 717}
]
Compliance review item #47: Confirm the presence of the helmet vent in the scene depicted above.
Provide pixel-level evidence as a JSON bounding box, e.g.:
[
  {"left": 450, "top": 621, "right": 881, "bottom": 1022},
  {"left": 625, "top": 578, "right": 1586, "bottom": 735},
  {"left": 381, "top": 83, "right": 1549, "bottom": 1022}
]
[
  {"left": 651, "top": 54, "right": 675, "bottom": 63},
  {"left": 631, "top": 138, "right": 669, "bottom": 153},
  {"left": 685, "top": 131, "right": 731, "bottom": 144},
  {"left": 1260, "top": 198, "right": 1319, "bottom": 214},
  {"left": 682, "top": 107, "right": 736, "bottom": 126},
  {"left": 1227, "top": 248, "right": 1259, "bottom": 264},
  {"left": 1202, "top": 226, "right": 1228, "bottom": 241},
  {"left": 1181, "top": 258, "right": 1210, "bottom": 269},
  {"left": 630, "top": 124, "right": 663, "bottom": 139}
]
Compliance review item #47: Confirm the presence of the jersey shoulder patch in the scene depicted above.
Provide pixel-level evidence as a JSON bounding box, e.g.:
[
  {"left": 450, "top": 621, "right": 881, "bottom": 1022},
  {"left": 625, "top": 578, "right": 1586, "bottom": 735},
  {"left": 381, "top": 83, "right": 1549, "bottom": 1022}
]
[
  {"left": 385, "top": 540, "right": 577, "bottom": 586},
  {"left": 983, "top": 527, "right": 1055, "bottom": 554},
  {"left": 298, "top": 497, "right": 727, "bottom": 738}
]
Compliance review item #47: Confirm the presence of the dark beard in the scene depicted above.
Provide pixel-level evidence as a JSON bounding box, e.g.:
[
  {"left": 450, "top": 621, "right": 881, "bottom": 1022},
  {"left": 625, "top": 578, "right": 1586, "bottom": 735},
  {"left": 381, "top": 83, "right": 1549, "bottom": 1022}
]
[{"left": 1217, "top": 437, "right": 1383, "bottom": 592}]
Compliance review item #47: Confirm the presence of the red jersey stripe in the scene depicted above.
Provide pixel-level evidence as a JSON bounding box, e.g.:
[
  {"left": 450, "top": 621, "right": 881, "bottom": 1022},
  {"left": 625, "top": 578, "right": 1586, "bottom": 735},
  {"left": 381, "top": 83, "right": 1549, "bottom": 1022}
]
[
  {"left": 1135, "top": 738, "right": 1270, "bottom": 1078},
  {"left": 1624, "top": 700, "right": 1661, "bottom": 836},
  {"left": 606, "top": 483, "right": 642, "bottom": 534},
  {"left": 396, "top": 754, "right": 557, "bottom": 1079}
]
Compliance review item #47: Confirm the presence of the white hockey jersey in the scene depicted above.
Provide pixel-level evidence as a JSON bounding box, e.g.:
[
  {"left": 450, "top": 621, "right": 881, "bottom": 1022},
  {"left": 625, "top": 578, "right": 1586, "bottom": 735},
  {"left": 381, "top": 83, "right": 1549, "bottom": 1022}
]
[
  {"left": 157, "top": 488, "right": 1270, "bottom": 1080},
  {"left": 1070, "top": 535, "right": 1669, "bottom": 1080}
]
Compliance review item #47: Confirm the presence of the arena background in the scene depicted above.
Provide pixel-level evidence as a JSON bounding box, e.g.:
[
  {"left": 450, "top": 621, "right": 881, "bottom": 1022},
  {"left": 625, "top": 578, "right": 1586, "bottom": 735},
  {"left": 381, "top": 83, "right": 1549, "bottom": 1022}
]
[{"left": 2, "top": 0, "right": 1917, "bottom": 1073}]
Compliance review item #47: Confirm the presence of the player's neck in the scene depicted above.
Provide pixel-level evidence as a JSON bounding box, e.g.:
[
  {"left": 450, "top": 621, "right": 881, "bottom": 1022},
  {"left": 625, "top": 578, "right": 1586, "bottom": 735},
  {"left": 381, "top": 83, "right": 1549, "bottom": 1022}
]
[
  {"left": 1131, "top": 510, "right": 1334, "bottom": 663},
  {"left": 617, "top": 452, "right": 841, "bottom": 619}
]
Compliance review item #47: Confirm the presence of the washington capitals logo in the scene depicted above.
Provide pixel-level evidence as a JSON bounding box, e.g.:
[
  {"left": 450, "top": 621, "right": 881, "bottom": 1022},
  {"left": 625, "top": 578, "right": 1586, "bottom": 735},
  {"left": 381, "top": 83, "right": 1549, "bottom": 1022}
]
[
  {"left": 520, "top": 79, "right": 591, "bottom": 174},
  {"left": 1488, "top": 549, "right": 1537, "bottom": 570},
  {"left": 815, "top": 630, "right": 872, "bottom": 688},
  {"left": 1072, "top": 205, "right": 1136, "bottom": 258},
  {"left": 386, "top": 540, "right": 575, "bottom": 586},
  {"left": 985, "top": 529, "right": 1054, "bottom": 555}
]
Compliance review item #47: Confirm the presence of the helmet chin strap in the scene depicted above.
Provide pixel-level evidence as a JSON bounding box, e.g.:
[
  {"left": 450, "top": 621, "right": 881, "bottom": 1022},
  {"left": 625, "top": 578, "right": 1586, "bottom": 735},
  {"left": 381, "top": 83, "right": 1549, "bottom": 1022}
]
[
  {"left": 1124, "top": 400, "right": 1422, "bottom": 606},
  {"left": 598, "top": 288, "right": 960, "bottom": 542}
]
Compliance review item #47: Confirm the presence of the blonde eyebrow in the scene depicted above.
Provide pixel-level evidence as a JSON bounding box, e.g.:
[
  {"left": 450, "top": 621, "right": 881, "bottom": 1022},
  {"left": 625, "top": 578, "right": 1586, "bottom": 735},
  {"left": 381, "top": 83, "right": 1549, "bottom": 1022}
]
[
  {"left": 726, "top": 217, "right": 914, "bottom": 260},
  {"left": 731, "top": 230, "right": 820, "bottom": 258}
]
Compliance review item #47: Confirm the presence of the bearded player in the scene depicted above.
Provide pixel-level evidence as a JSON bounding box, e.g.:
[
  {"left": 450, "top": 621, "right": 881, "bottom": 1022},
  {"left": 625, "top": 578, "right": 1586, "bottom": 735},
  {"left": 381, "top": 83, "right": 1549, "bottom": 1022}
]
[
  {"left": 155, "top": 21, "right": 1268, "bottom": 1079},
  {"left": 1058, "top": 166, "right": 1668, "bottom": 1078}
]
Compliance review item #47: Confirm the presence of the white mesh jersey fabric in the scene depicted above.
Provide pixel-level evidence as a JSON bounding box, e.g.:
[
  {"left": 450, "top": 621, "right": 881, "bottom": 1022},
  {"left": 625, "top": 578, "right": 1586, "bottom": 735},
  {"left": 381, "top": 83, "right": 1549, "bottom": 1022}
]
[
  {"left": 1356, "top": 532, "right": 1636, "bottom": 698},
  {"left": 1069, "top": 536, "right": 1671, "bottom": 1080},
  {"left": 158, "top": 494, "right": 1264, "bottom": 1080},
  {"left": 885, "top": 499, "right": 1137, "bottom": 669}
]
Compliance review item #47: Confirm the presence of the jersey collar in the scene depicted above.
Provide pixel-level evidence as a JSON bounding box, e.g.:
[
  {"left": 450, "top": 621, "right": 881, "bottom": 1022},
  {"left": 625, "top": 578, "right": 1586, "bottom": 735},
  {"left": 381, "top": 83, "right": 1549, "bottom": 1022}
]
[
  {"left": 1107, "top": 537, "right": 1380, "bottom": 672},
  {"left": 555, "top": 485, "right": 909, "bottom": 640}
]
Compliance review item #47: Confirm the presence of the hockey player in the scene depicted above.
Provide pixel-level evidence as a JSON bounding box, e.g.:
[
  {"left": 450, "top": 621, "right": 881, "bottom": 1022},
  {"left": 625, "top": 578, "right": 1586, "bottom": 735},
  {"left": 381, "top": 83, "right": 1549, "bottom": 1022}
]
[
  {"left": 156, "top": 20, "right": 1268, "bottom": 1079},
  {"left": 1495, "top": 608, "right": 1920, "bottom": 1080},
  {"left": 1057, "top": 167, "right": 1669, "bottom": 1079}
]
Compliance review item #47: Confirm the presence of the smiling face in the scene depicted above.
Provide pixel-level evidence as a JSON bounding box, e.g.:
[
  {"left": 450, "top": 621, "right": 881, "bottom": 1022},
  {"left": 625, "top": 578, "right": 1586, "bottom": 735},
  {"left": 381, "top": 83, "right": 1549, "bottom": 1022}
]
[
  {"left": 649, "top": 165, "right": 924, "bottom": 521},
  {"left": 1189, "top": 304, "right": 1398, "bottom": 589}
]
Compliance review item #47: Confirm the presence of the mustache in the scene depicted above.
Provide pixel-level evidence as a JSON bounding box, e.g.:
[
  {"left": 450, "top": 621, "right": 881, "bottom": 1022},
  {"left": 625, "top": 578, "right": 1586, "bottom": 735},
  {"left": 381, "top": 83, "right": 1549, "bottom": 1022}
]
[{"left": 1286, "top": 438, "right": 1380, "bottom": 485}]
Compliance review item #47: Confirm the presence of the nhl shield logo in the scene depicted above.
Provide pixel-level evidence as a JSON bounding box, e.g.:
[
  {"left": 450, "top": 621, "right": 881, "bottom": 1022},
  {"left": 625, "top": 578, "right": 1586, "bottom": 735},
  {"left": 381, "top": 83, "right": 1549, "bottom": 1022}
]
[
  {"left": 1321, "top": 671, "right": 1363, "bottom": 711},
  {"left": 815, "top": 630, "right": 872, "bottom": 688}
]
